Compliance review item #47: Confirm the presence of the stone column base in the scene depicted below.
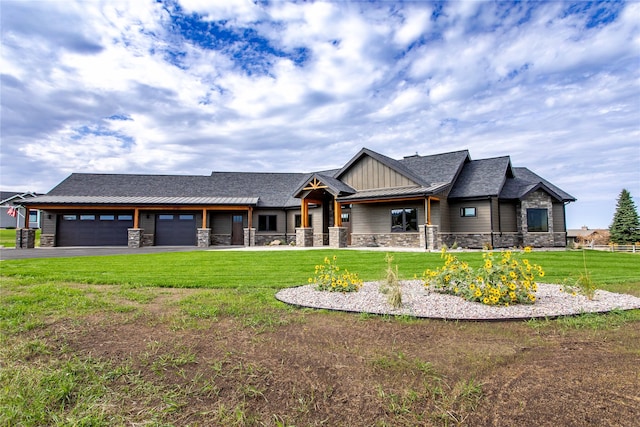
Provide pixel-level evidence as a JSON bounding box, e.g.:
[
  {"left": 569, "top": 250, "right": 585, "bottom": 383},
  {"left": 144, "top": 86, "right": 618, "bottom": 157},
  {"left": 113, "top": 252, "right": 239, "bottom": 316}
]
[
  {"left": 426, "top": 225, "right": 439, "bottom": 250},
  {"left": 329, "top": 227, "right": 348, "bottom": 248},
  {"left": 128, "top": 228, "right": 143, "bottom": 248},
  {"left": 296, "top": 227, "right": 313, "bottom": 247},
  {"left": 15, "top": 228, "right": 36, "bottom": 249},
  {"left": 197, "top": 228, "right": 211, "bottom": 248},
  {"left": 244, "top": 228, "right": 256, "bottom": 247}
]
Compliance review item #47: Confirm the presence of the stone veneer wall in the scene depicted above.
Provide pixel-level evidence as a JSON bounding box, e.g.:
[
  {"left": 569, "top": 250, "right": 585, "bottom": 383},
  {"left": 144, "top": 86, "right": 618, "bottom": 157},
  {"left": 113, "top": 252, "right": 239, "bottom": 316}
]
[
  {"left": 142, "top": 234, "right": 154, "bottom": 247},
  {"left": 211, "top": 234, "right": 232, "bottom": 245},
  {"left": 15, "top": 228, "right": 36, "bottom": 249},
  {"left": 440, "top": 232, "right": 524, "bottom": 249},
  {"left": 40, "top": 234, "right": 55, "bottom": 247},
  {"left": 255, "top": 233, "right": 287, "bottom": 246},
  {"left": 350, "top": 233, "right": 420, "bottom": 248},
  {"left": 329, "top": 227, "right": 348, "bottom": 248},
  {"left": 296, "top": 228, "right": 313, "bottom": 247},
  {"left": 313, "top": 233, "right": 329, "bottom": 247}
]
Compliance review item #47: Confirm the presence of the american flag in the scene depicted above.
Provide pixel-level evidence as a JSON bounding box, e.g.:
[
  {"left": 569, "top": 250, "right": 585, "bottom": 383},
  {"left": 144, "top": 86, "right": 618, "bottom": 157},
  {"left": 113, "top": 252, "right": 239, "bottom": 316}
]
[{"left": 7, "top": 206, "right": 17, "bottom": 217}]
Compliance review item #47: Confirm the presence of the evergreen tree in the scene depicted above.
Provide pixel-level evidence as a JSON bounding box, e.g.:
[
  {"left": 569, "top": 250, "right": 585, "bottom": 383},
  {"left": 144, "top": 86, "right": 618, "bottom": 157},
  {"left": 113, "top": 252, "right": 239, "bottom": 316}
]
[{"left": 609, "top": 189, "right": 640, "bottom": 244}]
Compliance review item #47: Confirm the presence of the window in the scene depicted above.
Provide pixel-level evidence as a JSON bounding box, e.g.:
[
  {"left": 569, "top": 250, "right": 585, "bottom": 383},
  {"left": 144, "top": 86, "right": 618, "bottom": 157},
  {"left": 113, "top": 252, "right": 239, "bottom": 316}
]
[
  {"left": 179, "top": 214, "right": 194, "bottom": 220},
  {"left": 99, "top": 215, "right": 115, "bottom": 221},
  {"left": 341, "top": 213, "right": 350, "bottom": 223},
  {"left": 460, "top": 207, "right": 476, "bottom": 217},
  {"left": 258, "top": 215, "right": 277, "bottom": 231},
  {"left": 527, "top": 208, "right": 548, "bottom": 232},
  {"left": 80, "top": 214, "right": 95, "bottom": 221},
  {"left": 391, "top": 208, "right": 418, "bottom": 232},
  {"left": 294, "top": 214, "right": 312, "bottom": 228}
]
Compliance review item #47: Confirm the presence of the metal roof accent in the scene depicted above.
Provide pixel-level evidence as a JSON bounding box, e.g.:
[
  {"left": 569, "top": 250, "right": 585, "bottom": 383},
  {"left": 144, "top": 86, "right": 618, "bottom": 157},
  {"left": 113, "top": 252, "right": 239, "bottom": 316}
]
[
  {"left": 22, "top": 195, "right": 260, "bottom": 206},
  {"left": 337, "top": 183, "right": 448, "bottom": 202}
]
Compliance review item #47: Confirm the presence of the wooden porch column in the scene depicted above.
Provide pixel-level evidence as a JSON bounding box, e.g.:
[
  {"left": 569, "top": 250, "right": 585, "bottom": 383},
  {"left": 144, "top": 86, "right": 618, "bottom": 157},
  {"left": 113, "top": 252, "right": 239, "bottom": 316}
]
[
  {"left": 333, "top": 200, "right": 342, "bottom": 227},
  {"left": 24, "top": 207, "right": 30, "bottom": 228},
  {"left": 426, "top": 197, "right": 431, "bottom": 225},
  {"left": 202, "top": 208, "right": 207, "bottom": 228},
  {"left": 134, "top": 208, "right": 140, "bottom": 228},
  {"left": 301, "top": 199, "right": 309, "bottom": 227},
  {"left": 248, "top": 207, "right": 253, "bottom": 229}
]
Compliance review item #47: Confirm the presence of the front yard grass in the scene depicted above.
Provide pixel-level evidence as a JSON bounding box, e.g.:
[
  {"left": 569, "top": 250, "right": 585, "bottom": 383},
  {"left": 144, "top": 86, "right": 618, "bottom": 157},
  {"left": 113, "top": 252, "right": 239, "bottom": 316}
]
[{"left": 1, "top": 249, "right": 639, "bottom": 426}]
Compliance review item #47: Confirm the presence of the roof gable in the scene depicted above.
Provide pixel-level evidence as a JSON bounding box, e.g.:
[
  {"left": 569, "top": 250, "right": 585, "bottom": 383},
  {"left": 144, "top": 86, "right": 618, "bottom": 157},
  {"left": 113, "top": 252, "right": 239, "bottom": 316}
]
[
  {"left": 335, "top": 148, "right": 427, "bottom": 190},
  {"left": 293, "top": 173, "right": 355, "bottom": 198},
  {"left": 500, "top": 168, "right": 576, "bottom": 202},
  {"left": 448, "top": 156, "right": 513, "bottom": 199}
]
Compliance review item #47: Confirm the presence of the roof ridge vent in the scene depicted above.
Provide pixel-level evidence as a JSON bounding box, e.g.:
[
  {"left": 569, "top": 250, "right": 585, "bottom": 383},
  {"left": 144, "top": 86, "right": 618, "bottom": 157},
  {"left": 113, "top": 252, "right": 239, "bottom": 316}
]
[{"left": 403, "top": 152, "right": 420, "bottom": 159}]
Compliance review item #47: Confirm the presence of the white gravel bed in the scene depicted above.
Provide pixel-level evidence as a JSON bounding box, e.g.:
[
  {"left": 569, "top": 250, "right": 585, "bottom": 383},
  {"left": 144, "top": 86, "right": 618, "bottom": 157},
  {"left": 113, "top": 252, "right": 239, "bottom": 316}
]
[{"left": 275, "top": 281, "right": 640, "bottom": 320}]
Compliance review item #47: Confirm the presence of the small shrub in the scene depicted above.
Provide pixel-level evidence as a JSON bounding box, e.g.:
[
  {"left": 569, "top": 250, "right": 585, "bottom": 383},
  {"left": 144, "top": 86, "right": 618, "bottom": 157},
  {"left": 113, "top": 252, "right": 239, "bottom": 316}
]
[
  {"left": 309, "top": 255, "right": 363, "bottom": 292},
  {"left": 381, "top": 254, "right": 402, "bottom": 309},
  {"left": 561, "top": 250, "right": 597, "bottom": 300},
  {"left": 423, "top": 247, "right": 544, "bottom": 306}
]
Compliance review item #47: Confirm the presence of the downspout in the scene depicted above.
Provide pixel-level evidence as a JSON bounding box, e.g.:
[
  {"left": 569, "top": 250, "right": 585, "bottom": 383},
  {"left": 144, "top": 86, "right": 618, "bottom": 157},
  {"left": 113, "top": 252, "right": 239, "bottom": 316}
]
[{"left": 489, "top": 196, "right": 494, "bottom": 249}]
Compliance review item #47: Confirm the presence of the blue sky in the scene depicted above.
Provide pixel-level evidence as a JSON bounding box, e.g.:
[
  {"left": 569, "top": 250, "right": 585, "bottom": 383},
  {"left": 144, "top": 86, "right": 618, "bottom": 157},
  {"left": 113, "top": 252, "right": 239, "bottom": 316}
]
[{"left": 1, "top": 0, "right": 638, "bottom": 229}]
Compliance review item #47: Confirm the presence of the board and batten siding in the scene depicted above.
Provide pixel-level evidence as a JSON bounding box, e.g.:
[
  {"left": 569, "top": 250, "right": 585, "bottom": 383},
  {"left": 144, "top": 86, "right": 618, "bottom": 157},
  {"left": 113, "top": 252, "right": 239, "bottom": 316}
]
[
  {"left": 552, "top": 202, "right": 566, "bottom": 232},
  {"left": 341, "top": 156, "right": 416, "bottom": 190},
  {"left": 351, "top": 202, "right": 424, "bottom": 234},
  {"left": 286, "top": 207, "right": 322, "bottom": 233},
  {"left": 210, "top": 212, "right": 232, "bottom": 234},
  {"left": 499, "top": 202, "right": 518, "bottom": 232},
  {"left": 448, "top": 200, "right": 492, "bottom": 233}
]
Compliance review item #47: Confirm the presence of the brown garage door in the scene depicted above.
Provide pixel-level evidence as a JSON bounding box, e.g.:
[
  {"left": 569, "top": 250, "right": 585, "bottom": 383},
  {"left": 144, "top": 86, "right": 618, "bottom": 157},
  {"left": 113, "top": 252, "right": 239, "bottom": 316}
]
[
  {"left": 155, "top": 214, "right": 197, "bottom": 246},
  {"left": 57, "top": 212, "right": 133, "bottom": 246}
]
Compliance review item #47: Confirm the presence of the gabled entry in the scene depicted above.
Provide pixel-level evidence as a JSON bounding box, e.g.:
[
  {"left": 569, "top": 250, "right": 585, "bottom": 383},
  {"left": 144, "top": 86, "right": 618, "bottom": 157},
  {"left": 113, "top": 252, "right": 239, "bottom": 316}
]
[{"left": 293, "top": 173, "right": 356, "bottom": 247}]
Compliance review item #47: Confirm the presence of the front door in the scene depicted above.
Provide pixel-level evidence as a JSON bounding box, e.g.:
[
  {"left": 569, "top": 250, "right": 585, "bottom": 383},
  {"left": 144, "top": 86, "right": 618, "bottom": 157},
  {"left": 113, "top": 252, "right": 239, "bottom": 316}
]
[{"left": 231, "top": 215, "right": 244, "bottom": 245}]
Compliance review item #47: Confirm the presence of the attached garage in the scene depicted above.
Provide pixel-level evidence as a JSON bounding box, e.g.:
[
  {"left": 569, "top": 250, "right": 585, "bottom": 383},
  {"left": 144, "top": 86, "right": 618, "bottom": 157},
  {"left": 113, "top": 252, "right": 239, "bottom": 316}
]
[
  {"left": 57, "top": 212, "right": 133, "bottom": 246},
  {"left": 154, "top": 213, "right": 197, "bottom": 246}
]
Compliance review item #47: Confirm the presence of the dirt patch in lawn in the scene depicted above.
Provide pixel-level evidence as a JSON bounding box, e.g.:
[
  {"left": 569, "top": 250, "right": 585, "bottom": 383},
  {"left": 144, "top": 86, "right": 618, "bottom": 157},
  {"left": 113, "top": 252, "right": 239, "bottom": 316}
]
[{"left": 25, "top": 287, "right": 640, "bottom": 426}]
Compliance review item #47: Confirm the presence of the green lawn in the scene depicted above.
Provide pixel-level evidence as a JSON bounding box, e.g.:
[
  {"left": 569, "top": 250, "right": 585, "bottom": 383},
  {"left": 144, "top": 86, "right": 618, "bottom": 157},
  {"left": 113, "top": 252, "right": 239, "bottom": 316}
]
[
  {"left": 1, "top": 249, "right": 639, "bottom": 294},
  {"left": 1, "top": 248, "right": 639, "bottom": 426}
]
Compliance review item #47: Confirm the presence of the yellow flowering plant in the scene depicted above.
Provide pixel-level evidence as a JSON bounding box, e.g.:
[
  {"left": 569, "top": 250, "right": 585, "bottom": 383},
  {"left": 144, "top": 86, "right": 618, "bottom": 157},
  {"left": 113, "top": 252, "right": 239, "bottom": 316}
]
[
  {"left": 309, "top": 255, "right": 363, "bottom": 293},
  {"left": 423, "top": 247, "right": 544, "bottom": 306}
]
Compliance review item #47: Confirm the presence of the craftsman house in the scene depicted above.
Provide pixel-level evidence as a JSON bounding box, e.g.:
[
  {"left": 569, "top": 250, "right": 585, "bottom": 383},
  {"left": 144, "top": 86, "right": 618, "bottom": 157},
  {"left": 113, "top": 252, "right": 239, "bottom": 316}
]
[{"left": 21, "top": 147, "right": 575, "bottom": 249}]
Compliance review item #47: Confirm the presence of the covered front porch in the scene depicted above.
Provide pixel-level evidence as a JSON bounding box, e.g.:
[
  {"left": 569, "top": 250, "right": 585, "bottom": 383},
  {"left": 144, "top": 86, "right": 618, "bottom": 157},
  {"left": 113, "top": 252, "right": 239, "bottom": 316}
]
[{"left": 294, "top": 175, "right": 353, "bottom": 248}]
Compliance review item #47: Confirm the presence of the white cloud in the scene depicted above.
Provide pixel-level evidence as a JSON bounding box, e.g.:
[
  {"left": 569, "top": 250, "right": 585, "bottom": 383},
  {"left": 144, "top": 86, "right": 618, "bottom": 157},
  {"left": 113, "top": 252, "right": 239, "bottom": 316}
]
[{"left": 1, "top": 0, "right": 638, "bottom": 229}]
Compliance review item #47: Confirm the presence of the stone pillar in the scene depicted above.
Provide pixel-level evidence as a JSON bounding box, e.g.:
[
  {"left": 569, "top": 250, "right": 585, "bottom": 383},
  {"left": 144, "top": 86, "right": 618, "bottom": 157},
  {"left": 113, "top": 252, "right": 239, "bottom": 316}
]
[
  {"left": 419, "top": 225, "right": 427, "bottom": 249},
  {"left": 128, "top": 228, "right": 143, "bottom": 248},
  {"left": 244, "top": 228, "right": 255, "bottom": 247},
  {"left": 329, "top": 227, "right": 348, "bottom": 248},
  {"left": 197, "top": 228, "right": 211, "bottom": 248},
  {"left": 296, "top": 227, "right": 313, "bottom": 247},
  {"left": 426, "top": 225, "right": 439, "bottom": 250},
  {"left": 15, "top": 228, "right": 36, "bottom": 249}
]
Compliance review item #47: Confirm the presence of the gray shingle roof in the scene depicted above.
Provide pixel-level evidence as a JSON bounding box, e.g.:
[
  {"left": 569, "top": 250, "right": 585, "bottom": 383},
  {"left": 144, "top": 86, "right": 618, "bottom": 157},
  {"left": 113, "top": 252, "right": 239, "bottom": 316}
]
[
  {"left": 448, "top": 156, "right": 512, "bottom": 199},
  {"left": 24, "top": 148, "right": 574, "bottom": 209},
  {"left": 43, "top": 172, "right": 308, "bottom": 208},
  {"left": 500, "top": 168, "right": 576, "bottom": 202},
  {"left": 398, "top": 150, "right": 470, "bottom": 186}
]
